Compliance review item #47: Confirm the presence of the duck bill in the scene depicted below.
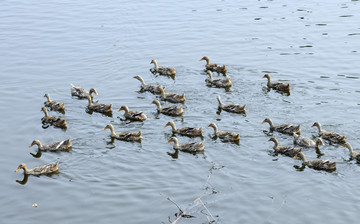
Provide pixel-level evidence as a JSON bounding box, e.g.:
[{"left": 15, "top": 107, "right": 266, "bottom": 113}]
[
  {"left": 199, "top": 58, "right": 204, "bottom": 61},
  {"left": 293, "top": 155, "right": 299, "bottom": 159},
  {"left": 15, "top": 167, "right": 21, "bottom": 172},
  {"left": 166, "top": 140, "right": 171, "bottom": 144},
  {"left": 118, "top": 108, "right": 123, "bottom": 112},
  {"left": 29, "top": 143, "right": 34, "bottom": 148},
  {"left": 261, "top": 120, "right": 265, "bottom": 124},
  {"left": 164, "top": 124, "right": 169, "bottom": 128},
  {"left": 261, "top": 75, "right": 266, "bottom": 78}
]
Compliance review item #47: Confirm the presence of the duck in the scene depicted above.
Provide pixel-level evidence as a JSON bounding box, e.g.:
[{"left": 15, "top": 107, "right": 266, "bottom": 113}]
[
  {"left": 164, "top": 121, "right": 202, "bottom": 137},
  {"left": 41, "top": 107, "right": 67, "bottom": 128},
  {"left": 15, "top": 162, "right": 59, "bottom": 176},
  {"left": 150, "top": 100, "right": 183, "bottom": 116},
  {"left": 87, "top": 96, "right": 112, "bottom": 114},
  {"left": 103, "top": 124, "right": 141, "bottom": 141},
  {"left": 217, "top": 95, "right": 246, "bottom": 113},
  {"left": 205, "top": 71, "right": 232, "bottom": 88},
  {"left": 167, "top": 137, "right": 204, "bottom": 152},
  {"left": 133, "top": 75, "right": 164, "bottom": 94},
  {"left": 29, "top": 138, "right": 72, "bottom": 152},
  {"left": 341, "top": 143, "right": 360, "bottom": 161},
  {"left": 150, "top": 59, "right": 176, "bottom": 77},
  {"left": 44, "top": 93, "right": 65, "bottom": 112},
  {"left": 294, "top": 150, "right": 336, "bottom": 171},
  {"left": 156, "top": 86, "right": 186, "bottom": 103},
  {"left": 261, "top": 118, "right": 300, "bottom": 135},
  {"left": 70, "top": 84, "right": 98, "bottom": 99},
  {"left": 262, "top": 74, "right": 290, "bottom": 92},
  {"left": 200, "top": 56, "right": 227, "bottom": 74},
  {"left": 268, "top": 137, "right": 302, "bottom": 157},
  {"left": 118, "top": 105, "right": 147, "bottom": 121},
  {"left": 312, "top": 122, "right": 346, "bottom": 144},
  {"left": 292, "top": 132, "right": 324, "bottom": 149},
  {"left": 208, "top": 123, "right": 240, "bottom": 142}
]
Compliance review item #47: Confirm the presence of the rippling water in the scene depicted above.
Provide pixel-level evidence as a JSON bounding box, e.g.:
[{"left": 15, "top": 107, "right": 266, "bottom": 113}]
[{"left": 1, "top": 0, "right": 360, "bottom": 223}]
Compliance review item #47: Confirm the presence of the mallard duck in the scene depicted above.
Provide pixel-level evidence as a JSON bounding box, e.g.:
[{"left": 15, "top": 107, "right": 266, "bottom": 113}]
[
  {"left": 294, "top": 150, "right": 336, "bottom": 171},
  {"left": 200, "top": 56, "right": 227, "bottom": 74},
  {"left": 261, "top": 118, "right": 300, "bottom": 135},
  {"left": 312, "top": 122, "right": 346, "bottom": 144},
  {"left": 217, "top": 95, "right": 246, "bottom": 113},
  {"left": 262, "top": 74, "right": 290, "bottom": 92},
  {"left": 150, "top": 100, "right": 183, "bottom": 116},
  {"left": 205, "top": 71, "right": 232, "bottom": 88},
  {"left": 133, "top": 75, "right": 164, "bottom": 94},
  {"left": 70, "top": 84, "right": 98, "bottom": 99},
  {"left": 156, "top": 86, "right": 186, "bottom": 103},
  {"left": 164, "top": 121, "right": 202, "bottom": 137},
  {"left": 29, "top": 138, "right": 72, "bottom": 151},
  {"left": 118, "top": 105, "right": 147, "bottom": 121},
  {"left": 292, "top": 132, "right": 324, "bottom": 149},
  {"left": 342, "top": 143, "right": 360, "bottom": 161},
  {"left": 167, "top": 137, "right": 204, "bottom": 152},
  {"left": 15, "top": 162, "right": 59, "bottom": 175},
  {"left": 268, "top": 137, "right": 302, "bottom": 157},
  {"left": 208, "top": 123, "right": 240, "bottom": 142},
  {"left": 150, "top": 59, "right": 176, "bottom": 77},
  {"left": 103, "top": 124, "right": 141, "bottom": 141},
  {"left": 87, "top": 96, "right": 112, "bottom": 114},
  {"left": 41, "top": 107, "right": 67, "bottom": 128},
  {"left": 44, "top": 93, "right": 65, "bottom": 112}
]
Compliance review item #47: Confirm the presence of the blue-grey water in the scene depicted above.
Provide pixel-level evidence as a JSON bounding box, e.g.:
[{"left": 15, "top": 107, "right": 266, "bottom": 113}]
[{"left": 1, "top": 0, "right": 360, "bottom": 223}]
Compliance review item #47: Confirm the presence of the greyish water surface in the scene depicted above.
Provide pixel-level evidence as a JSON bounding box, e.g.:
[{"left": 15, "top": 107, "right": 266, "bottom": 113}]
[{"left": 1, "top": 0, "right": 360, "bottom": 223}]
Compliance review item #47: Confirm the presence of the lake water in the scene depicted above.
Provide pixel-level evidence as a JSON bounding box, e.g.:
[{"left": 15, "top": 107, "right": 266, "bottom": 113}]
[{"left": 1, "top": 0, "right": 360, "bottom": 223}]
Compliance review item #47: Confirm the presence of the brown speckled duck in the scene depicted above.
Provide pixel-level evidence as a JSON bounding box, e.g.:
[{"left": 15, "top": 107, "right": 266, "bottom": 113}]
[
  {"left": 205, "top": 71, "right": 232, "bottom": 88},
  {"left": 41, "top": 107, "right": 67, "bottom": 128},
  {"left": 150, "top": 100, "right": 183, "bottom": 116},
  {"left": 208, "top": 123, "right": 240, "bottom": 142},
  {"left": 294, "top": 149, "right": 336, "bottom": 171},
  {"left": 150, "top": 59, "right": 176, "bottom": 77},
  {"left": 15, "top": 162, "right": 59, "bottom": 175},
  {"left": 70, "top": 84, "right": 98, "bottom": 99},
  {"left": 217, "top": 95, "right": 246, "bottom": 113},
  {"left": 44, "top": 93, "right": 65, "bottom": 112},
  {"left": 157, "top": 86, "right": 185, "bottom": 103},
  {"left": 268, "top": 137, "right": 302, "bottom": 157},
  {"left": 167, "top": 137, "right": 204, "bottom": 152},
  {"left": 103, "top": 124, "right": 141, "bottom": 141},
  {"left": 312, "top": 122, "right": 346, "bottom": 144},
  {"left": 342, "top": 143, "right": 360, "bottom": 161},
  {"left": 118, "top": 105, "right": 147, "bottom": 121},
  {"left": 133, "top": 75, "right": 164, "bottom": 94},
  {"left": 87, "top": 96, "right": 112, "bottom": 114},
  {"left": 29, "top": 138, "right": 72, "bottom": 152},
  {"left": 261, "top": 118, "right": 300, "bottom": 135},
  {"left": 262, "top": 74, "right": 290, "bottom": 92},
  {"left": 164, "top": 121, "right": 202, "bottom": 137},
  {"left": 292, "top": 132, "right": 324, "bottom": 149},
  {"left": 200, "top": 56, "right": 227, "bottom": 74}
]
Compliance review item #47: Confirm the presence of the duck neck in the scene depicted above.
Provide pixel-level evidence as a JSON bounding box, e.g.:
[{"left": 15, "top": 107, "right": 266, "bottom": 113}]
[
  {"left": 42, "top": 108, "right": 49, "bottom": 117},
  {"left": 210, "top": 125, "right": 218, "bottom": 135},
  {"left": 299, "top": 153, "right": 307, "bottom": 163},
  {"left": 36, "top": 141, "right": 43, "bottom": 149},
  {"left": 265, "top": 75, "right": 271, "bottom": 85},
  {"left": 45, "top": 94, "right": 51, "bottom": 102},
  {"left": 267, "top": 119, "right": 274, "bottom": 129},
  {"left": 272, "top": 139, "right": 279, "bottom": 148},
  {"left": 87, "top": 97, "right": 93, "bottom": 107},
  {"left": 207, "top": 72, "right": 213, "bottom": 81},
  {"left": 159, "top": 87, "right": 166, "bottom": 97},
  {"left": 153, "top": 60, "right": 159, "bottom": 70},
  {"left": 169, "top": 122, "right": 177, "bottom": 132},
  {"left": 346, "top": 144, "right": 354, "bottom": 153},
  {"left": 217, "top": 96, "right": 223, "bottom": 107},
  {"left": 123, "top": 106, "right": 129, "bottom": 114},
  {"left": 315, "top": 123, "right": 322, "bottom": 133},
  {"left": 23, "top": 166, "right": 30, "bottom": 175},
  {"left": 108, "top": 125, "right": 116, "bottom": 136},
  {"left": 137, "top": 77, "right": 146, "bottom": 86},
  {"left": 154, "top": 101, "right": 162, "bottom": 110},
  {"left": 172, "top": 138, "right": 179, "bottom": 148},
  {"left": 205, "top": 57, "right": 210, "bottom": 65}
]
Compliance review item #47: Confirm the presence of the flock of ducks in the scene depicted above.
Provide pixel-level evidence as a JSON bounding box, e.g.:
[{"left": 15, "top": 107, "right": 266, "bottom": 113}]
[{"left": 15, "top": 57, "right": 360, "bottom": 179}]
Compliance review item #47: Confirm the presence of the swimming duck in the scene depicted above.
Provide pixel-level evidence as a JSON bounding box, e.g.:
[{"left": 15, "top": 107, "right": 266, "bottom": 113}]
[
  {"left": 70, "top": 84, "right": 98, "bottom": 99},
  {"left": 103, "top": 124, "right": 141, "bottom": 141},
  {"left": 342, "top": 143, "right": 360, "bottom": 161},
  {"left": 205, "top": 71, "right": 232, "bottom": 88},
  {"left": 150, "top": 59, "right": 176, "bottom": 77},
  {"left": 118, "top": 105, "right": 147, "bottom": 121},
  {"left": 164, "top": 121, "right": 202, "bottom": 137},
  {"left": 156, "top": 86, "right": 186, "bottom": 103},
  {"left": 312, "top": 122, "right": 346, "bottom": 144},
  {"left": 87, "top": 96, "right": 112, "bottom": 114},
  {"left": 217, "top": 95, "right": 246, "bottom": 113},
  {"left": 262, "top": 74, "right": 290, "bottom": 92},
  {"left": 208, "top": 123, "right": 240, "bottom": 142},
  {"left": 15, "top": 162, "right": 59, "bottom": 175},
  {"left": 29, "top": 138, "right": 72, "bottom": 152},
  {"left": 167, "top": 137, "right": 204, "bottom": 152},
  {"left": 294, "top": 150, "right": 336, "bottom": 171},
  {"left": 44, "top": 93, "right": 65, "bottom": 112},
  {"left": 268, "top": 137, "right": 302, "bottom": 157},
  {"left": 150, "top": 100, "right": 183, "bottom": 116},
  {"left": 133, "top": 75, "right": 164, "bottom": 94},
  {"left": 292, "top": 132, "right": 324, "bottom": 149},
  {"left": 41, "top": 107, "right": 67, "bottom": 128},
  {"left": 261, "top": 118, "right": 300, "bottom": 135},
  {"left": 200, "top": 56, "right": 227, "bottom": 74}
]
